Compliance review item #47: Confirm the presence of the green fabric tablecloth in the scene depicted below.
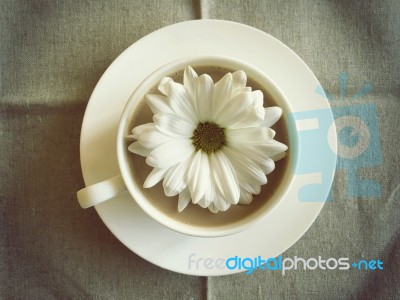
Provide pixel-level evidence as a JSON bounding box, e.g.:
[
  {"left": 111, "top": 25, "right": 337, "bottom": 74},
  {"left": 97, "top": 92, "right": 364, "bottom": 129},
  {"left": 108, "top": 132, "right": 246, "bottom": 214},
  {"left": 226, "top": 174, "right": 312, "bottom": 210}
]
[{"left": 1, "top": 1, "right": 399, "bottom": 299}]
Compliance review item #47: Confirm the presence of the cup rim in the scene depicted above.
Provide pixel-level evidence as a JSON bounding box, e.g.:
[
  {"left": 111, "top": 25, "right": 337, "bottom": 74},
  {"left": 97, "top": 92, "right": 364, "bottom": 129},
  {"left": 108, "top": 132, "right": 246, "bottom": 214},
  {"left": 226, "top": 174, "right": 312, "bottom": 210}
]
[{"left": 117, "top": 55, "right": 299, "bottom": 237}]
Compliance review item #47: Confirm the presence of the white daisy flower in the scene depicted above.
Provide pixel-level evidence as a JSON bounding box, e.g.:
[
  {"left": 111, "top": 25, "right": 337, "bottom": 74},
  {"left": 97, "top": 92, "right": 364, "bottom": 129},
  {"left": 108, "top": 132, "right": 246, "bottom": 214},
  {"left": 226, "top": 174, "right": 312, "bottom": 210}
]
[{"left": 128, "top": 66, "right": 288, "bottom": 213}]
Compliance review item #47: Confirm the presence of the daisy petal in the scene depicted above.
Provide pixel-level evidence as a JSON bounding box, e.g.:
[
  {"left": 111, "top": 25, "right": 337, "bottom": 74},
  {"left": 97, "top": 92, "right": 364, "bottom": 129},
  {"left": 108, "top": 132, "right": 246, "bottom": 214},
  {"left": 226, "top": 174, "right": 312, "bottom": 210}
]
[
  {"left": 232, "top": 70, "right": 247, "bottom": 89},
  {"left": 239, "top": 189, "right": 253, "bottom": 205},
  {"left": 146, "top": 94, "right": 173, "bottom": 114},
  {"left": 263, "top": 107, "right": 283, "bottom": 127},
  {"left": 195, "top": 74, "right": 214, "bottom": 122},
  {"left": 228, "top": 108, "right": 264, "bottom": 129},
  {"left": 241, "top": 182, "right": 261, "bottom": 195},
  {"left": 196, "top": 197, "right": 207, "bottom": 208},
  {"left": 209, "top": 152, "right": 240, "bottom": 204},
  {"left": 195, "top": 166, "right": 219, "bottom": 208},
  {"left": 163, "top": 165, "right": 183, "bottom": 196},
  {"left": 146, "top": 139, "right": 194, "bottom": 169},
  {"left": 252, "top": 90, "right": 264, "bottom": 108},
  {"left": 187, "top": 151, "right": 210, "bottom": 203},
  {"left": 214, "top": 92, "right": 253, "bottom": 127},
  {"left": 223, "top": 147, "right": 267, "bottom": 185},
  {"left": 178, "top": 188, "right": 191, "bottom": 212},
  {"left": 163, "top": 154, "right": 192, "bottom": 196},
  {"left": 213, "top": 73, "right": 233, "bottom": 116},
  {"left": 208, "top": 202, "right": 219, "bottom": 213},
  {"left": 232, "top": 87, "right": 252, "bottom": 97},
  {"left": 226, "top": 127, "right": 275, "bottom": 145},
  {"left": 230, "top": 144, "right": 275, "bottom": 174},
  {"left": 203, "top": 176, "right": 216, "bottom": 208},
  {"left": 183, "top": 66, "right": 198, "bottom": 100},
  {"left": 262, "top": 157, "right": 276, "bottom": 174},
  {"left": 153, "top": 113, "right": 196, "bottom": 137},
  {"left": 138, "top": 128, "right": 174, "bottom": 149},
  {"left": 252, "top": 90, "right": 266, "bottom": 121},
  {"left": 158, "top": 77, "right": 173, "bottom": 95},
  {"left": 131, "top": 123, "right": 155, "bottom": 139},
  {"left": 270, "top": 151, "right": 287, "bottom": 161},
  {"left": 214, "top": 194, "right": 231, "bottom": 211},
  {"left": 255, "top": 140, "right": 288, "bottom": 156},
  {"left": 128, "top": 141, "right": 151, "bottom": 157},
  {"left": 168, "top": 82, "right": 197, "bottom": 122},
  {"left": 144, "top": 167, "right": 168, "bottom": 188}
]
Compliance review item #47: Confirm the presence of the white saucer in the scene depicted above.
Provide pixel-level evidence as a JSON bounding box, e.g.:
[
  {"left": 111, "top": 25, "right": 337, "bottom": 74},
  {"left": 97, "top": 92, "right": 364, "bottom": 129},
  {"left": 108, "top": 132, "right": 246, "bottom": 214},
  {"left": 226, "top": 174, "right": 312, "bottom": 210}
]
[{"left": 79, "top": 20, "right": 337, "bottom": 276}]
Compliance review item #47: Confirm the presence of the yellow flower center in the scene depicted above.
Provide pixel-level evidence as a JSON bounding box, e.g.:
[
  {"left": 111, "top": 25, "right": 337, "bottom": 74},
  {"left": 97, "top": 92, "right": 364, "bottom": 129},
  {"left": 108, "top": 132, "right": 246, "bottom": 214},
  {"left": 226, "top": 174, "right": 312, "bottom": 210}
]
[{"left": 192, "top": 122, "right": 226, "bottom": 154}]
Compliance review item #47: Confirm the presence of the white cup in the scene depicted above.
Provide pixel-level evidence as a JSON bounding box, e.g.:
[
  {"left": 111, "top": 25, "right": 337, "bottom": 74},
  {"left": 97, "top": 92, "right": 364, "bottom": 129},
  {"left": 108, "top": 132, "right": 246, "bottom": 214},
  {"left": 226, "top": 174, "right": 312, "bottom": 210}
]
[{"left": 77, "top": 55, "right": 298, "bottom": 237}]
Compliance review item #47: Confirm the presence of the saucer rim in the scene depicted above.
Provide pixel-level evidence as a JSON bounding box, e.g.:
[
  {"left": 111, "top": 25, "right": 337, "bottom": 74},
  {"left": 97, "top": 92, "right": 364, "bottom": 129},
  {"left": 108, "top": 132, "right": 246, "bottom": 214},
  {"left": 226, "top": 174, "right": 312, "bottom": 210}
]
[{"left": 79, "top": 19, "right": 337, "bottom": 276}]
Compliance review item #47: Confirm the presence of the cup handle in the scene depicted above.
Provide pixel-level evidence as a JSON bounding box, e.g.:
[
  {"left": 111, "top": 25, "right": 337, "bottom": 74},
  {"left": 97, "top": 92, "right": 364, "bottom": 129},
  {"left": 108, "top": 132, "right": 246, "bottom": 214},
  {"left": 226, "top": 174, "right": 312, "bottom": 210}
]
[{"left": 77, "top": 174, "right": 127, "bottom": 208}]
